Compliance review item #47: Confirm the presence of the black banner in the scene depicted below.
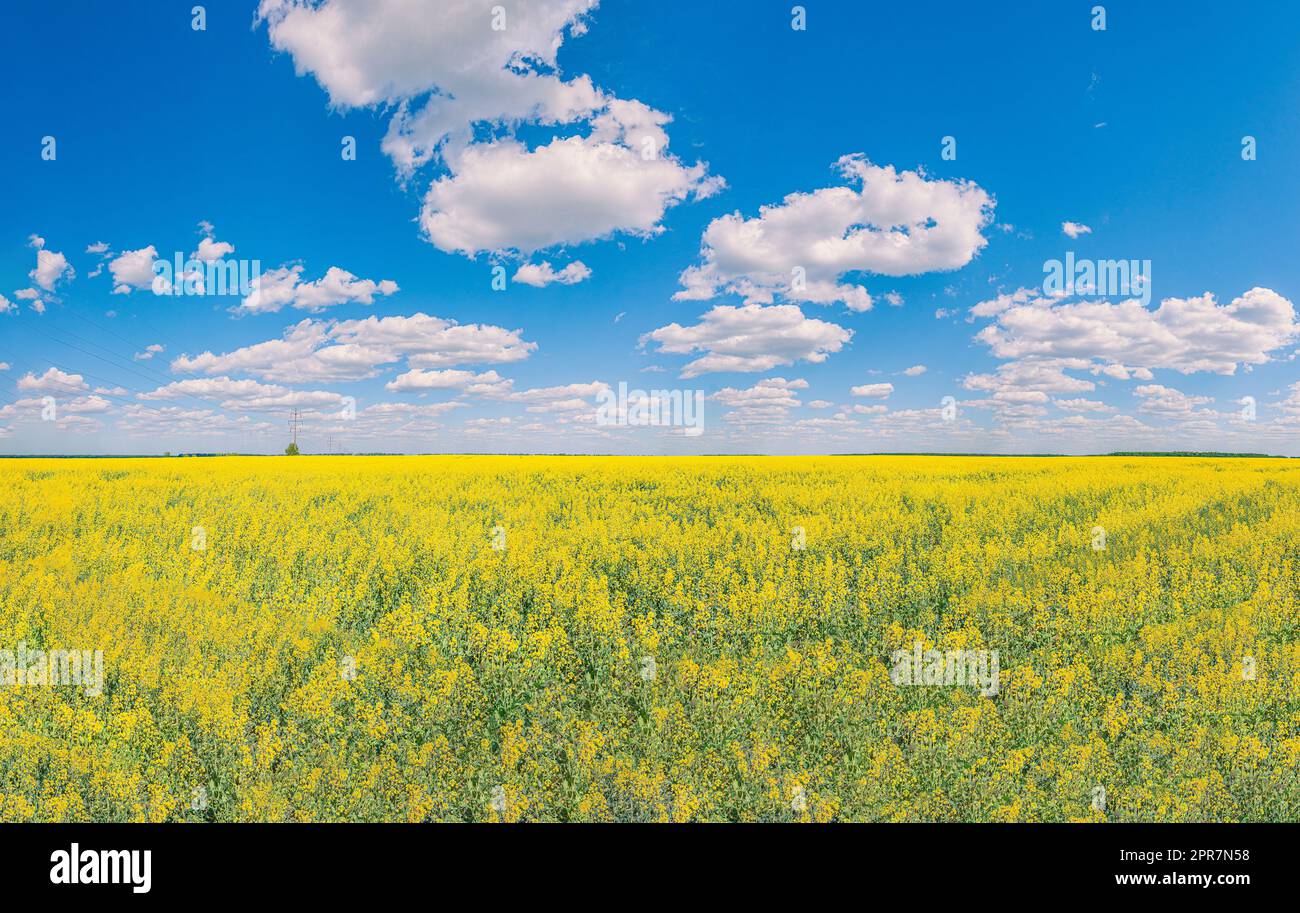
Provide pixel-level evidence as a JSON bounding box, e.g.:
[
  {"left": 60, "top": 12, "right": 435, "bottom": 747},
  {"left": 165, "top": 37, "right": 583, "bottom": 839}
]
[{"left": 0, "top": 823, "right": 1280, "bottom": 899}]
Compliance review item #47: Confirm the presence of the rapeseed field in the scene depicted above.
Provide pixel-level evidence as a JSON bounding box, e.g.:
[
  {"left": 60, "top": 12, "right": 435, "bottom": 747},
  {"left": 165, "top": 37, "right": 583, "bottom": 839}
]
[{"left": 1, "top": 455, "right": 1296, "bottom": 821}]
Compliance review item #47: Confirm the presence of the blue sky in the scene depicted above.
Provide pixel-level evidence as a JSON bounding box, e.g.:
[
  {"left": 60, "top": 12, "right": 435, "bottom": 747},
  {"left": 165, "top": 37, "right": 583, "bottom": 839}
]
[{"left": 2, "top": 0, "right": 1299, "bottom": 455}]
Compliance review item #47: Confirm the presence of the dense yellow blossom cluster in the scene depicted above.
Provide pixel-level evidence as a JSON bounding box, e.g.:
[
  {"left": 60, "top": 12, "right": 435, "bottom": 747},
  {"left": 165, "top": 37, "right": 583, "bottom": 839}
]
[{"left": 1, "top": 455, "right": 1297, "bottom": 821}]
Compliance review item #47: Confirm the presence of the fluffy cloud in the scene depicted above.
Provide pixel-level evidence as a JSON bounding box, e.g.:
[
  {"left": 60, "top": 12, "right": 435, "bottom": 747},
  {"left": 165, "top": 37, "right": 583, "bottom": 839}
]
[
  {"left": 959, "top": 351, "right": 1221, "bottom": 427},
  {"left": 1053, "top": 398, "right": 1115, "bottom": 413},
  {"left": 969, "top": 287, "right": 1053, "bottom": 319},
  {"left": 0, "top": 395, "right": 108, "bottom": 427},
  {"left": 114, "top": 404, "right": 278, "bottom": 439},
  {"left": 1133, "top": 384, "right": 1214, "bottom": 416},
  {"left": 465, "top": 417, "right": 514, "bottom": 429},
  {"left": 385, "top": 368, "right": 508, "bottom": 393},
  {"left": 990, "top": 390, "right": 1049, "bottom": 405},
  {"left": 704, "top": 377, "right": 801, "bottom": 423},
  {"left": 13, "top": 289, "right": 43, "bottom": 315},
  {"left": 134, "top": 344, "right": 165, "bottom": 361},
  {"left": 139, "top": 376, "right": 345, "bottom": 412},
  {"left": 0, "top": 395, "right": 111, "bottom": 421},
  {"left": 85, "top": 242, "right": 112, "bottom": 277},
  {"left": 642, "top": 303, "right": 852, "bottom": 378},
  {"left": 674, "top": 156, "right": 994, "bottom": 311},
  {"left": 791, "top": 413, "right": 861, "bottom": 434},
  {"left": 108, "top": 246, "right": 161, "bottom": 294},
  {"left": 449, "top": 380, "right": 610, "bottom": 415},
  {"left": 194, "top": 222, "right": 235, "bottom": 262},
  {"left": 1062, "top": 221, "right": 1092, "bottom": 239},
  {"left": 238, "top": 265, "right": 399, "bottom": 314},
  {"left": 1277, "top": 382, "right": 1300, "bottom": 414},
  {"left": 1009, "top": 413, "right": 1152, "bottom": 439},
  {"left": 173, "top": 313, "right": 535, "bottom": 383},
  {"left": 973, "top": 287, "right": 1298, "bottom": 375},
  {"left": 61, "top": 395, "right": 113, "bottom": 414},
  {"left": 362, "top": 402, "right": 466, "bottom": 417},
  {"left": 517, "top": 398, "right": 591, "bottom": 414},
  {"left": 1090, "top": 363, "right": 1153, "bottom": 381},
  {"left": 504, "top": 381, "right": 608, "bottom": 404},
  {"left": 258, "top": 0, "right": 600, "bottom": 133},
  {"left": 964, "top": 358, "right": 1098, "bottom": 397},
  {"left": 421, "top": 136, "right": 720, "bottom": 255},
  {"left": 28, "top": 235, "right": 74, "bottom": 293},
  {"left": 333, "top": 313, "right": 537, "bottom": 369},
  {"left": 172, "top": 320, "right": 366, "bottom": 382},
  {"left": 851, "top": 382, "right": 893, "bottom": 398},
  {"left": 259, "top": 0, "right": 718, "bottom": 259},
  {"left": 17, "top": 367, "right": 89, "bottom": 394},
  {"left": 901, "top": 364, "right": 927, "bottom": 377},
  {"left": 513, "top": 260, "right": 592, "bottom": 287},
  {"left": 712, "top": 377, "right": 806, "bottom": 408}
]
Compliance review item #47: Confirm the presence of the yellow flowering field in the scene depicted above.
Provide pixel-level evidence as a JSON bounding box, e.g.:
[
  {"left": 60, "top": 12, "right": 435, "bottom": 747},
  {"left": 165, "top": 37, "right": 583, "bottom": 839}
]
[{"left": 1, "top": 455, "right": 1297, "bottom": 822}]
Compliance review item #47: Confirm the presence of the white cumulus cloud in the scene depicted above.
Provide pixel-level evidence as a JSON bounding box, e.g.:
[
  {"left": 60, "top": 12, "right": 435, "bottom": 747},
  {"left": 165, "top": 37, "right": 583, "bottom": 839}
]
[
  {"left": 108, "top": 246, "right": 162, "bottom": 294},
  {"left": 238, "top": 265, "right": 399, "bottom": 314},
  {"left": 512, "top": 260, "right": 593, "bottom": 287},
  {"left": 421, "top": 135, "right": 720, "bottom": 255},
  {"left": 139, "top": 376, "right": 345, "bottom": 412},
  {"left": 851, "top": 382, "right": 893, "bottom": 398},
  {"left": 675, "top": 155, "right": 994, "bottom": 311},
  {"left": 642, "top": 303, "right": 852, "bottom": 379},
  {"left": 258, "top": 0, "right": 719, "bottom": 261},
  {"left": 29, "top": 235, "right": 74, "bottom": 292},
  {"left": 17, "top": 367, "right": 89, "bottom": 394},
  {"left": 974, "top": 287, "right": 1298, "bottom": 375},
  {"left": 173, "top": 312, "right": 535, "bottom": 384}
]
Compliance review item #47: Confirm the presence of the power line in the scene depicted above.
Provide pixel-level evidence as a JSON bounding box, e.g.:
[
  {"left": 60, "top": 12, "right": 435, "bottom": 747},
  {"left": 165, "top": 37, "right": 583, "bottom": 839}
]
[
  {"left": 0, "top": 345, "right": 283, "bottom": 444},
  {"left": 0, "top": 318, "right": 288, "bottom": 437}
]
